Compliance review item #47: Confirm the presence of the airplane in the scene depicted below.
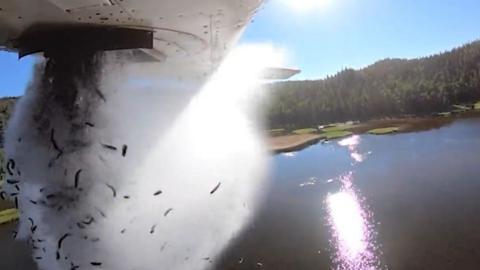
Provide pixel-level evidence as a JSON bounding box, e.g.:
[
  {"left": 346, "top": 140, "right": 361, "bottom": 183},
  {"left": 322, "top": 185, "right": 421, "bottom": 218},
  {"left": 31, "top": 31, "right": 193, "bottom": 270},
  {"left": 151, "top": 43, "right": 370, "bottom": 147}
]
[
  {"left": 0, "top": 0, "right": 300, "bottom": 80},
  {"left": 0, "top": 0, "right": 300, "bottom": 226}
]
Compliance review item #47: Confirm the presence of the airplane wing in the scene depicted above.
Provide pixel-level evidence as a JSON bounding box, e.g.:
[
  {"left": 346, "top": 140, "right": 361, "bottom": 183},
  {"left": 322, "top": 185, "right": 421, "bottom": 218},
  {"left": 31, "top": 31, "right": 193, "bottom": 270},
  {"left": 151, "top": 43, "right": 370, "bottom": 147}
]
[
  {"left": 0, "top": 0, "right": 264, "bottom": 75},
  {"left": 262, "top": 67, "right": 301, "bottom": 80}
]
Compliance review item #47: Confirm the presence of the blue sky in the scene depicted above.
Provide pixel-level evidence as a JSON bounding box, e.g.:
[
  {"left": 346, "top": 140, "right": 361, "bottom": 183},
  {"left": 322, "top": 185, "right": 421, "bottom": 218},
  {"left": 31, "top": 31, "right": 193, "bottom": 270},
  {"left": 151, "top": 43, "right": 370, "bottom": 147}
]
[{"left": 2, "top": 0, "right": 480, "bottom": 97}]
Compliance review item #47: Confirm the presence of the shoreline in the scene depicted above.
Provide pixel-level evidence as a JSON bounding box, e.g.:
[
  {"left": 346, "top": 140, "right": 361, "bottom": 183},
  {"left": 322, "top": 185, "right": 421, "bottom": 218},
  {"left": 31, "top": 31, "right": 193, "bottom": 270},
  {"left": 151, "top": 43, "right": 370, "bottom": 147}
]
[{"left": 268, "top": 112, "right": 480, "bottom": 154}]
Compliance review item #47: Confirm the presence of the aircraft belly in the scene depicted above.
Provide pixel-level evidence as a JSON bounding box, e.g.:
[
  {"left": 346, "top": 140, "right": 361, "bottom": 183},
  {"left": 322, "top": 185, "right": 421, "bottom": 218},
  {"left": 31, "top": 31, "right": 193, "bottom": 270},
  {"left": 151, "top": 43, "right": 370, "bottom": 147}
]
[{"left": 0, "top": 0, "right": 262, "bottom": 68}]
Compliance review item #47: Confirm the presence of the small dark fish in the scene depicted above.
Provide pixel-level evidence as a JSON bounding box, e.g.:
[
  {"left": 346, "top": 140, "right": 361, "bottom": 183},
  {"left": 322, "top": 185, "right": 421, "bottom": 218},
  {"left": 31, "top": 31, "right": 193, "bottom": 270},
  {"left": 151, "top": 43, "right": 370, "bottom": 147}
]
[
  {"left": 101, "top": 144, "right": 118, "bottom": 151},
  {"left": 82, "top": 217, "right": 95, "bottom": 225},
  {"left": 96, "top": 208, "right": 107, "bottom": 218},
  {"left": 150, "top": 224, "right": 157, "bottom": 234},
  {"left": 37, "top": 239, "right": 45, "bottom": 243},
  {"left": 122, "top": 145, "right": 128, "bottom": 157},
  {"left": 28, "top": 217, "right": 34, "bottom": 226},
  {"left": 164, "top": 208, "right": 173, "bottom": 217},
  {"left": 91, "top": 262, "right": 102, "bottom": 266},
  {"left": 210, "top": 182, "right": 221, "bottom": 195},
  {"left": 58, "top": 233, "right": 71, "bottom": 249},
  {"left": 35, "top": 257, "right": 43, "bottom": 260},
  {"left": 31, "top": 225, "right": 37, "bottom": 233},
  {"left": 120, "top": 229, "right": 126, "bottom": 234},
  {"left": 14, "top": 197, "right": 18, "bottom": 209},
  {"left": 39, "top": 188, "right": 45, "bottom": 193},
  {"left": 56, "top": 251, "right": 60, "bottom": 260},
  {"left": 95, "top": 88, "right": 107, "bottom": 102},
  {"left": 46, "top": 194, "right": 56, "bottom": 200},
  {"left": 76, "top": 222, "right": 85, "bottom": 229},
  {"left": 123, "top": 195, "right": 130, "bottom": 199},
  {"left": 153, "top": 190, "right": 162, "bottom": 196},
  {"left": 30, "top": 200, "right": 38, "bottom": 205},
  {"left": 50, "top": 129, "right": 64, "bottom": 157},
  {"left": 203, "top": 257, "right": 210, "bottom": 261},
  {"left": 6, "top": 179, "right": 19, "bottom": 184},
  {"left": 106, "top": 184, "right": 117, "bottom": 197},
  {"left": 6, "top": 159, "right": 15, "bottom": 176},
  {"left": 70, "top": 262, "right": 80, "bottom": 270},
  {"left": 15, "top": 185, "right": 20, "bottom": 191},
  {"left": 10, "top": 192, "right": 19, "bottom": 197},
  {"left": 17, "top": 170, "right": 21, "bottom": 176},
  {"left": 74, "top": 169, "right": 82, "bottom": 189},
  {"left": 91, "top": 237, "right": 100, "bottom": 242},
  {"left": 0, "top": 191, "right": 6, "bottom": 200},
  {"left": 12, "top": 230, "right": 17, "bottom": 239},
  {"left": 85, "top": 122, "right": 95, "bottom": 127}
]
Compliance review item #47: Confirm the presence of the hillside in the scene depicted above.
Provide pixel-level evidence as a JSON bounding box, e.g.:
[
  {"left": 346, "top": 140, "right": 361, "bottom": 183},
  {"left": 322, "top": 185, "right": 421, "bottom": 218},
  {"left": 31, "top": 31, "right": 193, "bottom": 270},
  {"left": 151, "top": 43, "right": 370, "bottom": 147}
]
[
  {"left": 0, "top": 97, "right": 16, "bottom": 148},
  {"left": 267, "top": 40, "right": 480, "bottom": 129},
  {"left": 0, "top": 97, "right": 16, "bottom": 182}
]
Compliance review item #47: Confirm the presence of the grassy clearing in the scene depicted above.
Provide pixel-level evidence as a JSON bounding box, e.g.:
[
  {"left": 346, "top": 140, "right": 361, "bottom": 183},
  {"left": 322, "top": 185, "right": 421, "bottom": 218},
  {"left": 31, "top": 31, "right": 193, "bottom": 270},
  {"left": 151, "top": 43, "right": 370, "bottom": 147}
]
[
  {"left": 452, "top": 104, "right": 471, "bottom": 111},
  {"left": 0, "top": 148, "right": 4, "bottom": 183},
  {"left": 268, "top": 128, "right": 286, "bottom": 136},
  {"left": 368, "top": 127, "right": 400, "bottom": 135},
  {"left": 475, "top": 101, "right": 480, "bottom": 110},
  {"left": 292, "top": 128, "right": 318, "bottom": 135},
  {"left": 438, "top": 112, "right": 452, "bottom": 117},
  {"left": 0, "top": 208, "right": 19, "bottom": 225},
  {"left": 320, "top": 123, "right": 354, "bottom": 133},
  {"left": 320, "top": 130, "right": 353, "bottom": 140}
]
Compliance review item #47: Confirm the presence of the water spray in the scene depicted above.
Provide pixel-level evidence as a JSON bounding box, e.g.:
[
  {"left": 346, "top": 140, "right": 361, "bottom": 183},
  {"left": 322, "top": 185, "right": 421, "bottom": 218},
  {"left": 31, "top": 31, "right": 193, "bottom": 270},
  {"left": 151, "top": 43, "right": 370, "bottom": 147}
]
[{"left": 2, "top": 42, "right": 283, "bottom": 270}]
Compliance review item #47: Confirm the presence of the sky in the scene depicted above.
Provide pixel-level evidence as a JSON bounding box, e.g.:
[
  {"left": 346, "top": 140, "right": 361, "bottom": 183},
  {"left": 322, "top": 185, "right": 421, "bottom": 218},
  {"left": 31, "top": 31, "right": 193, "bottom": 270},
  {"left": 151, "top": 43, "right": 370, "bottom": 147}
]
[{"left": 2, "top": 0, "right": 480, "bottom": 97}]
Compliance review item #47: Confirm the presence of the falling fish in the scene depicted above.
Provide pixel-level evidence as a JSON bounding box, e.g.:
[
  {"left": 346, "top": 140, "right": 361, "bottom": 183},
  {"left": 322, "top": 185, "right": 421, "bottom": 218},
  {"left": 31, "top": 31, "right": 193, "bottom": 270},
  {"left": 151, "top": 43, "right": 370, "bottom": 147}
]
[
  {"left": 95, "top": 88, "right": 107, "bottom": 102},
  {"left": 6, "top": 159, "right": 15, "bottom": 175},
  {"left": 6, "top": 179, "right": 20, "bottom": 184},
  {"left": 101, "top": 144, "right": 118, "bottom": 151},
  {"left": 164, "top": 208, "right": 173, "bottom": 217},
  {"left": 49, "top": 129, "right": 64, "bottom": 158},
  {"left": 74, "top": 169, "right": 82, "bottom": 188},
  {"left": 150, "top": 224, "right": 157, "bottom": 234},
  {"left": 122, "top": 144, "right": 128, "bottom": 157},
  {"left": 210, "top": 182, "right": 221, "bottom": 194},
  {"left": 82, "top": 216, "right": 95, "bottom": 225},
  {"left": 106, "top": 183, "right": 117, "bottom": 197},
  {"left": 58, "top": 233, "right": 71, "bottom": 249}
]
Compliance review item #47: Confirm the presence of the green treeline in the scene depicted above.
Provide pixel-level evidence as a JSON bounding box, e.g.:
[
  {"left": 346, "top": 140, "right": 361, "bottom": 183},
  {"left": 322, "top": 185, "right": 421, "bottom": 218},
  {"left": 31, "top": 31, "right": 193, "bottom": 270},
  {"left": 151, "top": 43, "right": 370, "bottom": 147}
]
[
  {"left": 267, "top": 40, "right": 480, "bottom": 129},
  {"left": 0, "top": 97, "right": 16, "bottom": 148}
]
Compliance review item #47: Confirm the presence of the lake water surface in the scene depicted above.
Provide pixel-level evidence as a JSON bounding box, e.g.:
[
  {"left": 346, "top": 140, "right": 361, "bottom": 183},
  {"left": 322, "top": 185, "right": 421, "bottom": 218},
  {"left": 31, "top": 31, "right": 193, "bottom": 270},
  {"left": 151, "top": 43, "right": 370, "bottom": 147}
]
[
  {"left": 2, "top": 119, "right": 480, "bottom": 270},
  {"left": 217, "top": 118, "right": 480, "bottom": 270}
]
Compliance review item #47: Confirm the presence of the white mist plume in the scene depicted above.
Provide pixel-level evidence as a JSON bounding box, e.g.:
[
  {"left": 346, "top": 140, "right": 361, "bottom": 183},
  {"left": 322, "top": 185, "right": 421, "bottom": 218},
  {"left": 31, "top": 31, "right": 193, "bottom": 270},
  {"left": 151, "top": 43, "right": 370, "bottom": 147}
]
[{"left": 3, "top": 43, "right": 284, "bottom": 270}]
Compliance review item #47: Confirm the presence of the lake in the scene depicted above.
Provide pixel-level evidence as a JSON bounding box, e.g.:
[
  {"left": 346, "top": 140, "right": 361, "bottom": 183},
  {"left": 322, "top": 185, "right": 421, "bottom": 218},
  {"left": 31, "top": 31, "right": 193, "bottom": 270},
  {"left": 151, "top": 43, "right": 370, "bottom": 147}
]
[
  {"left": 2, "top": 118, "right": 480, "bottom": 270},
  {"left": 216, "top": 118, "right": 480, "bottom": 270}
]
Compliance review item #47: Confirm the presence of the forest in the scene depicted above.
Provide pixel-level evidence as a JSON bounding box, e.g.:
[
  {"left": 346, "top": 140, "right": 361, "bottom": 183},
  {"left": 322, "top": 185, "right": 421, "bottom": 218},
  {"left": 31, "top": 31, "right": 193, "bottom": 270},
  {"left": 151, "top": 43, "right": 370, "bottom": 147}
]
[{"left": 267, "top": 40, "right": 480, "bottom": 129}]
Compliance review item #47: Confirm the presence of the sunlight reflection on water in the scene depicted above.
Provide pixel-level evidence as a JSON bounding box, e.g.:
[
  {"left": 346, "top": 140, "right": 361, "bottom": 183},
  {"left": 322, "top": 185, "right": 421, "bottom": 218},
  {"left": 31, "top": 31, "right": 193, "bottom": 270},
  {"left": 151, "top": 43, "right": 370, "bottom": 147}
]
[{"left": 325, "top": 136, "right": 382, "bottom": 270}]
